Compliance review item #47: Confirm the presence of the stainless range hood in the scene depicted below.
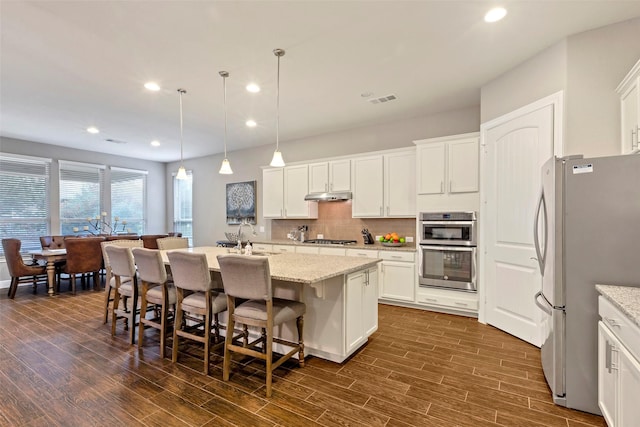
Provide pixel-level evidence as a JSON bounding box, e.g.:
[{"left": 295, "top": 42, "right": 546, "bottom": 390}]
[{"left": 304, "top": 191, "right": 352, "bottom": 202}]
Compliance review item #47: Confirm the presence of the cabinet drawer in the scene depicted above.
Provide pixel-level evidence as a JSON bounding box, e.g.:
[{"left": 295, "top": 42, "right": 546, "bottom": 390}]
[
  {"left": 379, "top": 250, "right": 415, "bottom": 262},
  {"left": 319, "top": 247, "right": 346, "bottom": 256},
  {"left": 252, "top": 243, "right": 272, "bottom": 252},
  {"left": 295, "top": 245, "right": 319, "bottom": 255},
  {"left": 417, "top": 290, "right": 478, "bottom": 311},
  {"left": 272, "top": 244, "right": 295, "bottom": 253},
  {"left": 346, "top": 248, "right": 378, "bottom": 258},
  {"left": 599, "top": 295, "right": 640, "bottom": 362}
]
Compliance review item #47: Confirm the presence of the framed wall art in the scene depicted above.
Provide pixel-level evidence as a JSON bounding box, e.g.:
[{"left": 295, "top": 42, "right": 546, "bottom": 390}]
[{"left": 226, "top": 180, "right": 257, "bottom": 224}]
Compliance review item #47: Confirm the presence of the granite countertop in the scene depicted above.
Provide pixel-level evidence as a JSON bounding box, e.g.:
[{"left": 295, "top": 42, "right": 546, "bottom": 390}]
[
  {"left": 250, "top": 238, "right": 417, "bottom": 252},
  {"left": 596, "top": 284, "right": 640, "bottom": 328},
  {"left": 162, "top": 246, "right": 381, "bottom": 284}
]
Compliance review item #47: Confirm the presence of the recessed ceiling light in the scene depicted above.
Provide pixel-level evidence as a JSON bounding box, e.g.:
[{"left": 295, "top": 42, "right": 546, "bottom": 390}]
[
  {"left": 246, "top": 83, "right": 260, "bottom": 93},
  {"left": 484, "top": 7, "right": 507, "bottom": 23},
  {"left": 361, "top": 92, "right": 373, "bottom": 98},
  {"left": 86, "top": 126, "right": 100, "bottom": 134},
  {"left": 246, "top": 119, "right": 257, "bottom": 128},
  {"left": 150, "top": 140, "right": 161, "bottom": 147},
  {"left": 144, "top": 82, "right": 161, "bottom": 91}
]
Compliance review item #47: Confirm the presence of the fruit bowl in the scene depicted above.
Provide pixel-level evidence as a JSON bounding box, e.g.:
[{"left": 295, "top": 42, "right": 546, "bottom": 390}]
[{"left": 382, "top": 241, "right": 405, "bottom": 247}]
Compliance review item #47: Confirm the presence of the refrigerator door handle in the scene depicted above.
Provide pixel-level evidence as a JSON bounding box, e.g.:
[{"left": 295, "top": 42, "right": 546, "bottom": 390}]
[
  {"left": 533, "top": 190, "right": 546, "bottom": 274},
  {"left": 534, "top": 290, "right": 553, "bottom": 315}
]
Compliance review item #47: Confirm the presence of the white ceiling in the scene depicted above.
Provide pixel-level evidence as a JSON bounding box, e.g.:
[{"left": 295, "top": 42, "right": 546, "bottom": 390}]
[{"left": 2, "top": 1, "right": 640, "bottom": 163}]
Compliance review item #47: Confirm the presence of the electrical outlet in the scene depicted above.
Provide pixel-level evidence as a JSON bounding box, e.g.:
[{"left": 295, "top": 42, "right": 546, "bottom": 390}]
[
  {"left": 375, "top": 235, "right": 382, "bottom": 241},
  {"left": 259, "top": 226, "right": 265, "bottom": 233},
  {"left": 405, "top": 236, "right": 414, "bottom": 243},
  {"left": 317, "top": 234, "right": 324, "bottom": 239}
]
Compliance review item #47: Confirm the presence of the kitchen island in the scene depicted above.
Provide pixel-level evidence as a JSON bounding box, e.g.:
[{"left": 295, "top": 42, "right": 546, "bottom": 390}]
[{"left": 161, "top": 247, "right": 381, "bottom": 363}]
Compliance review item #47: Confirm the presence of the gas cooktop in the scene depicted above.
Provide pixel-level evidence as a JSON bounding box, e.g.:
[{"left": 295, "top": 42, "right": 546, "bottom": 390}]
[{"left": 303, "top": 239, "right": 357, "bottom": 245}]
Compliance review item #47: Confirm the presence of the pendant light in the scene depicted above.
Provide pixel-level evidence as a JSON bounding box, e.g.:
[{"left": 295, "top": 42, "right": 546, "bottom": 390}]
[
  {"left": 270, "top": 48, "right": 286, "bottom": 167},
  {"left": 176, "top": 88, "right": 188, "bottom": 180},
  {"left": 218, "top": 71, "right": 233, "bottom": 174}
]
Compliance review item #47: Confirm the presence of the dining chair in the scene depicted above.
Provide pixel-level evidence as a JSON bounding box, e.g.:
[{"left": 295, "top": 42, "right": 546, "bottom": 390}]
[
  {"left": 39, "top": 235, "right": 69, "bottom": 288},
  {"left": 2, "top": 238, "right": 48, "bottom": 299},
  {"left": 157, "top": 237, "right": 189, "bottom": 250},
  {"left": 217, "top": 254, "right": 305, "bottom": 397},
  {"left": 140, "top": 234, "right": 168, "bottom": 249},
  {"left": 62, "top": 236, "right": 106, "bottom": 294},
  {"left": 132, "top": 247, "right": 176, "bottom": 358},
  {"left": 105, "top": 245, "right": 139, "bottom": 344},
  {"left": 167, "top": 251, "right": 227, "bottom": 375},
  {"left": 101, "top": 239, "right": 143, "bottom": 324}
]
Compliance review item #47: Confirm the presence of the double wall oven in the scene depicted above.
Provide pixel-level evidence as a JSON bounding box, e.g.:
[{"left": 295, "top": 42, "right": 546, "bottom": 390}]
[{"left": 419, "top": 211, "right": 477, "bottom": 292}]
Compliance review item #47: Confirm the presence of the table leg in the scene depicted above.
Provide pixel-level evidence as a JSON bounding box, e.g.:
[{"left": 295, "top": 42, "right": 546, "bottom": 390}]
[{"left": 46, "top": 261, "right": 56, "bottom": 296}]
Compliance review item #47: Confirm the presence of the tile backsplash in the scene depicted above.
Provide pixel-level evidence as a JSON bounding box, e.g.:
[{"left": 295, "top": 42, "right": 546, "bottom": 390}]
[{"left": 271, "top": 201, "right": 416, "bottom": 244}]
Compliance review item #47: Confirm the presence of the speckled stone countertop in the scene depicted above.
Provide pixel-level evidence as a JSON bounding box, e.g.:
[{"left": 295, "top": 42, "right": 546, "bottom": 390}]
[
  {"left": 162, "top": 246, "right": 381, "bottom": 284},
  {"left": 596, "top": 284, "right": 640, "bottom": 328},
  {"left": 250, "top": 238, "right": 417, "bottom": 252}
]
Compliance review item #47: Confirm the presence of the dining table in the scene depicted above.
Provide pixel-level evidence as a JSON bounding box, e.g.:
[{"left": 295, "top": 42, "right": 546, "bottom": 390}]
[{"left": 30, "top": 249, "right": 66, "bottom": 296}]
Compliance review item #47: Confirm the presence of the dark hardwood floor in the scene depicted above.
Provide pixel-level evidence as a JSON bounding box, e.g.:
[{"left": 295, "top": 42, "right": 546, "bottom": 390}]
[{"left": 0, "top": 286, "right": 606, "bottom": 427}]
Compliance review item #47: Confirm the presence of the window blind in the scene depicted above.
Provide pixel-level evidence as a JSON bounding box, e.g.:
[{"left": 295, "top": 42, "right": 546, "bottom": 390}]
[
  {"left": 111, "top": 167, "right": 147, "bottom": 235},
  {"left": 173, "top": 171, "right": 193, "bottom": 245},
  {"left": 59, "top": 161, "right": 105, "bottom": 236},
  {"left": 0, "top": 154, "right": 51, "bottom": 255}
]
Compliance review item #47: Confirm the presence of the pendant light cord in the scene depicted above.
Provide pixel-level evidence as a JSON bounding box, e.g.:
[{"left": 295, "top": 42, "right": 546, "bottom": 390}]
[
  {"left": 178, "top": 88, "right": 186, "bottom": 164},
  {"left": 276, "top": 53, "right": 280, "bottom": 152},
  {"left": 222, "top": 73, "right": 228, "bottom": 158}
]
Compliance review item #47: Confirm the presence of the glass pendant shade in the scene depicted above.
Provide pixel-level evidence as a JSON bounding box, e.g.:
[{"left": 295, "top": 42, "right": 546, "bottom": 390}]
[
  {"left": 176, "top": 165, "right": 188, "bottom": 180},
  {"left": 219, "top": 158, "right": 233, "bottom": 174},
  {"left": 270, "top": 150, "right": 285, "bottom": 167}
]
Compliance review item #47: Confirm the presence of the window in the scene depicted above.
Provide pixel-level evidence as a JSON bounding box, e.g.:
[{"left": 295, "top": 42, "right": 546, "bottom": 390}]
[
  {"left": 59, "top": 161, "right": 105, "bottom": 235},
  {"left": 111, "top": 167, "right": 147, "bottom": 235},
  {"left": 0, "top": 154, "right": 51, "bottom": 255},
  {"left": 173, "top": 171, "right": 193, "bottom": 245}
]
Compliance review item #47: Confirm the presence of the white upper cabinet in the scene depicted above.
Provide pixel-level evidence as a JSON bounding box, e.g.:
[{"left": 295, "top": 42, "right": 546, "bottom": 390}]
[
  {"left": 352, "top": 156, "right": 384, "bottom": 217},
  {"left": 415, "top": 132, "right": 479, "bottom": 195},
  {"left": 262, "top": 165, "right": 318, "bottom": 219},
  {"left": 617, "top": 58, "right": 640, "bottom": 154},
  {"left": 308, "top": 159, "right": 351, "bottom": 193}
]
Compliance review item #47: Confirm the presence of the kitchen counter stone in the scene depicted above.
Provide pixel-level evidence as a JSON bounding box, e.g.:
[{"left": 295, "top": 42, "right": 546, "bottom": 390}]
[
  {"left": 596, "top": 284, "right": 640, "bottom": 328},
  {"left": 250, "top": 238, "right": 417, "bottom": 252}
]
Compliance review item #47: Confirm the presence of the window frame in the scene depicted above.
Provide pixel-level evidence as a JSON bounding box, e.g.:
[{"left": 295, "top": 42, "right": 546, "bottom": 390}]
[{"left": 173, "top": 170, "right": 193, "bottom": 246}]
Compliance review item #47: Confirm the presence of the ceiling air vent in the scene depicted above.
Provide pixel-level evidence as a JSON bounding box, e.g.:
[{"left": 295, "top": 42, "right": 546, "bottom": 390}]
[
  {"left": 368, "top": 94, "right": 397, "bottom": 105},
  {"left": 105, "top": 138, "right": 127, "bottom": 144}
]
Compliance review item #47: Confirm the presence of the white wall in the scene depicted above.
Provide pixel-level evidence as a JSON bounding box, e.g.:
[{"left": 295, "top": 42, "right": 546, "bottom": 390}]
[{"left": 167, "top": 106, "right": 480, "bottom": 247}]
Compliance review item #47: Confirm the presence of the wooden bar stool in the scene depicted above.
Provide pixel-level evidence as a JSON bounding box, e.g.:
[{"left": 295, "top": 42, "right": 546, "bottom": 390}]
[{"left": 217, "top": 254, "right": 305, "bottom": 397}]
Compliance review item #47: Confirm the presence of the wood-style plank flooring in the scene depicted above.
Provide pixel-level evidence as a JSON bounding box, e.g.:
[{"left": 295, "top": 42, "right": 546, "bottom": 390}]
[{"left": 0, "top": 286, "right": 606, "bottom": 427}]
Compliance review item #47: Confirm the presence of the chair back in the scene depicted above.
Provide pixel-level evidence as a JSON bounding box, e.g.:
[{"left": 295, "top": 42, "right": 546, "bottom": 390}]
[
  {"left": 105, "top": 245, "right": 136, "bottom": 278},
  {"left": 105, "top": 234, "right": 139, "bottom": 241},
  {"left": 2, "top": 238, "right": 31, "bottom": 277},
  {"left": 132, "top": 248, "right": 167, "bottom": 284},
  {"left": 40, "top": 235, "right": 66, "bottom": 250},
  {"left": 63, "top": 236, "right": 105, "bottom": 274},
  {"left": 140, "top": 234, "right": 168, "bottom": 249},
  {"left": 101, "top": 239, "right": 143, "bottom": 273},
  {"left": 157, "top": 237, "right": 189, "bottom": 250},
  {"left": 217, "top": 254, "right": 271, "bottom": 301},
  {"left": 167, "top": 251, "right": 213, "bottom": 292}
]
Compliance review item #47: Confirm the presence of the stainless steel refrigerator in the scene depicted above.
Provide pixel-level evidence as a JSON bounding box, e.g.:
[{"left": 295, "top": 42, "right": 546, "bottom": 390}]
[{"left": 533, "top": 154, "right": 640, "bottom": 415}]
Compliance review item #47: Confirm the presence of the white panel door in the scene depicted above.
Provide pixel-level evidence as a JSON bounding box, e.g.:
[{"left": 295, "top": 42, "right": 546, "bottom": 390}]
[
  {"left": 483, "top": 103, "right": 554, "bottom": 346},
  {"left": 308, "top": 162, "right": 329, "bottom": 193},
  {"left": 262, "top": 168, "right": 284, "bottom": 218},
  {"left": 329, "top": 159, "right": 351, "bottom": 192},
  {"left": 352, "top": 156, "right": 383, "bottom": 217},
  {"left": 385, "top": 150, "right": 416, "bottom": 217},
  {"left": 619, "top": 344, "right": 640, "bottom": 427},
  {"left": 448, "top": 137, "right": 479, "bottom": 193},
  {"left": 284, "top": 165, "right": 311, "bottom": 217},
  {"left": 417, "top": 143, "right": 445, "bottom": 194}
]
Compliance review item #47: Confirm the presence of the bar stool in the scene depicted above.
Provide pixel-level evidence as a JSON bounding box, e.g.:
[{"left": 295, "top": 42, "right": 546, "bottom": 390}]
[
  {"left": 132, "top": 247, "right": 176, "bottom": 358},
  {"left": 157, "top": 237, "right": 189, "bottom": 250},
  {"left": 167, "top": 251, "right": 226, "bottom": 375},
  {"left": 101, "top": 240, "right": 143, "bottom": 324},
  {"left": 105, "top": 245, "right": 139, "bottom": 345},
  {"left": 217, "top": 254, "right": 305, "bottom": 397}
]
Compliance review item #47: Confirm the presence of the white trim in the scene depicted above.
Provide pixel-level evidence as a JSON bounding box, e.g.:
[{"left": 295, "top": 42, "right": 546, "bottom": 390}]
[
  {"left": 110, "top": 166, "right": 149, "bottom": 175},
  {"left": 616, "top": 57, "right": 640, "bottom": 93},
  {"left": 259, "top": 146, "right": 416, "bottom": 170},
  {"left": 477, "top": 90, "right": 564, "bottom": 325},
  {"left": 413, "top": 131, "right": 480, "bottom": 146},
  {"left": 0, "top": 153, "right": 52, "bottom": 163},
  {"left": 58, "top": 160, "right": 106, "bottom": 170}
]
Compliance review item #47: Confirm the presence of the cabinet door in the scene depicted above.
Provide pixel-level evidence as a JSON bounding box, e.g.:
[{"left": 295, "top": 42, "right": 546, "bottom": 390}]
[
  {"left": 284, "top": 165, "right": 317, "bottom": 218},
  {"left": 598, "top": 322, "right": 618, "bottom": 427},
  {"left": 308, "top": 162, "right": 329, "bottom": 193},
  {"left": 620, "top": 80, "right": 639, "bottom": 154},
  {"left": 345, "top": 271, "right": 364, "bottom": 353},
  {"left": 448, "top": 137, "right": 479, "bottom": 193},
  {"left": 263, "top": 168, "right": 284, "bottom": 218},
  {"left": 417, "top": 143, "right": 445, "bottom": 194},
  {"left": 619, "top": 343, "right": 640, "bottom": 427},
  {"left": 363, "top": 268, "right": 379, "bottom": 337},
  {"left": 329, "top": 160, "right": 351, "bottom": 192},
  {"left": 352, "top": 156, "right": 384, "bottom": 217},
  {"left": 380, "top": 261, "right": 415, "bottom": 302},
  {"left": 385, "top": 151, "right": 416, "bottom": 216}
]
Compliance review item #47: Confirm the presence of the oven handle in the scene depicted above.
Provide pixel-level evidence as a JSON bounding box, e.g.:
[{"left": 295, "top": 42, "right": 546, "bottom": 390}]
[
  {"left": 419, "top": 245, "right": 475, "bottom": 252},
  {"left": 421, "top": 221, "right": 475, "bottom": 226}
]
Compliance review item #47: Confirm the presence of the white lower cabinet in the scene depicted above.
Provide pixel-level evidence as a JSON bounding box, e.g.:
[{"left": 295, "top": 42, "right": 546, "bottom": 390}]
[
  {"left": 598, "top": 295, "right": 640, "bottom": 427},
  {"left": 345, "top": 267, "right": 378, "bottom": 354},
  {"left": 416, "top": 287, "right": 478, "bottom": 313},
  {"left": 252, "top": 243, "right": 272, "bottom": 252},
  {"left": 379, "top": 250, "right": 415, "bottom": 302},
  {"left": 271, "top": 244, "right": 295, "bottom": 253}
]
